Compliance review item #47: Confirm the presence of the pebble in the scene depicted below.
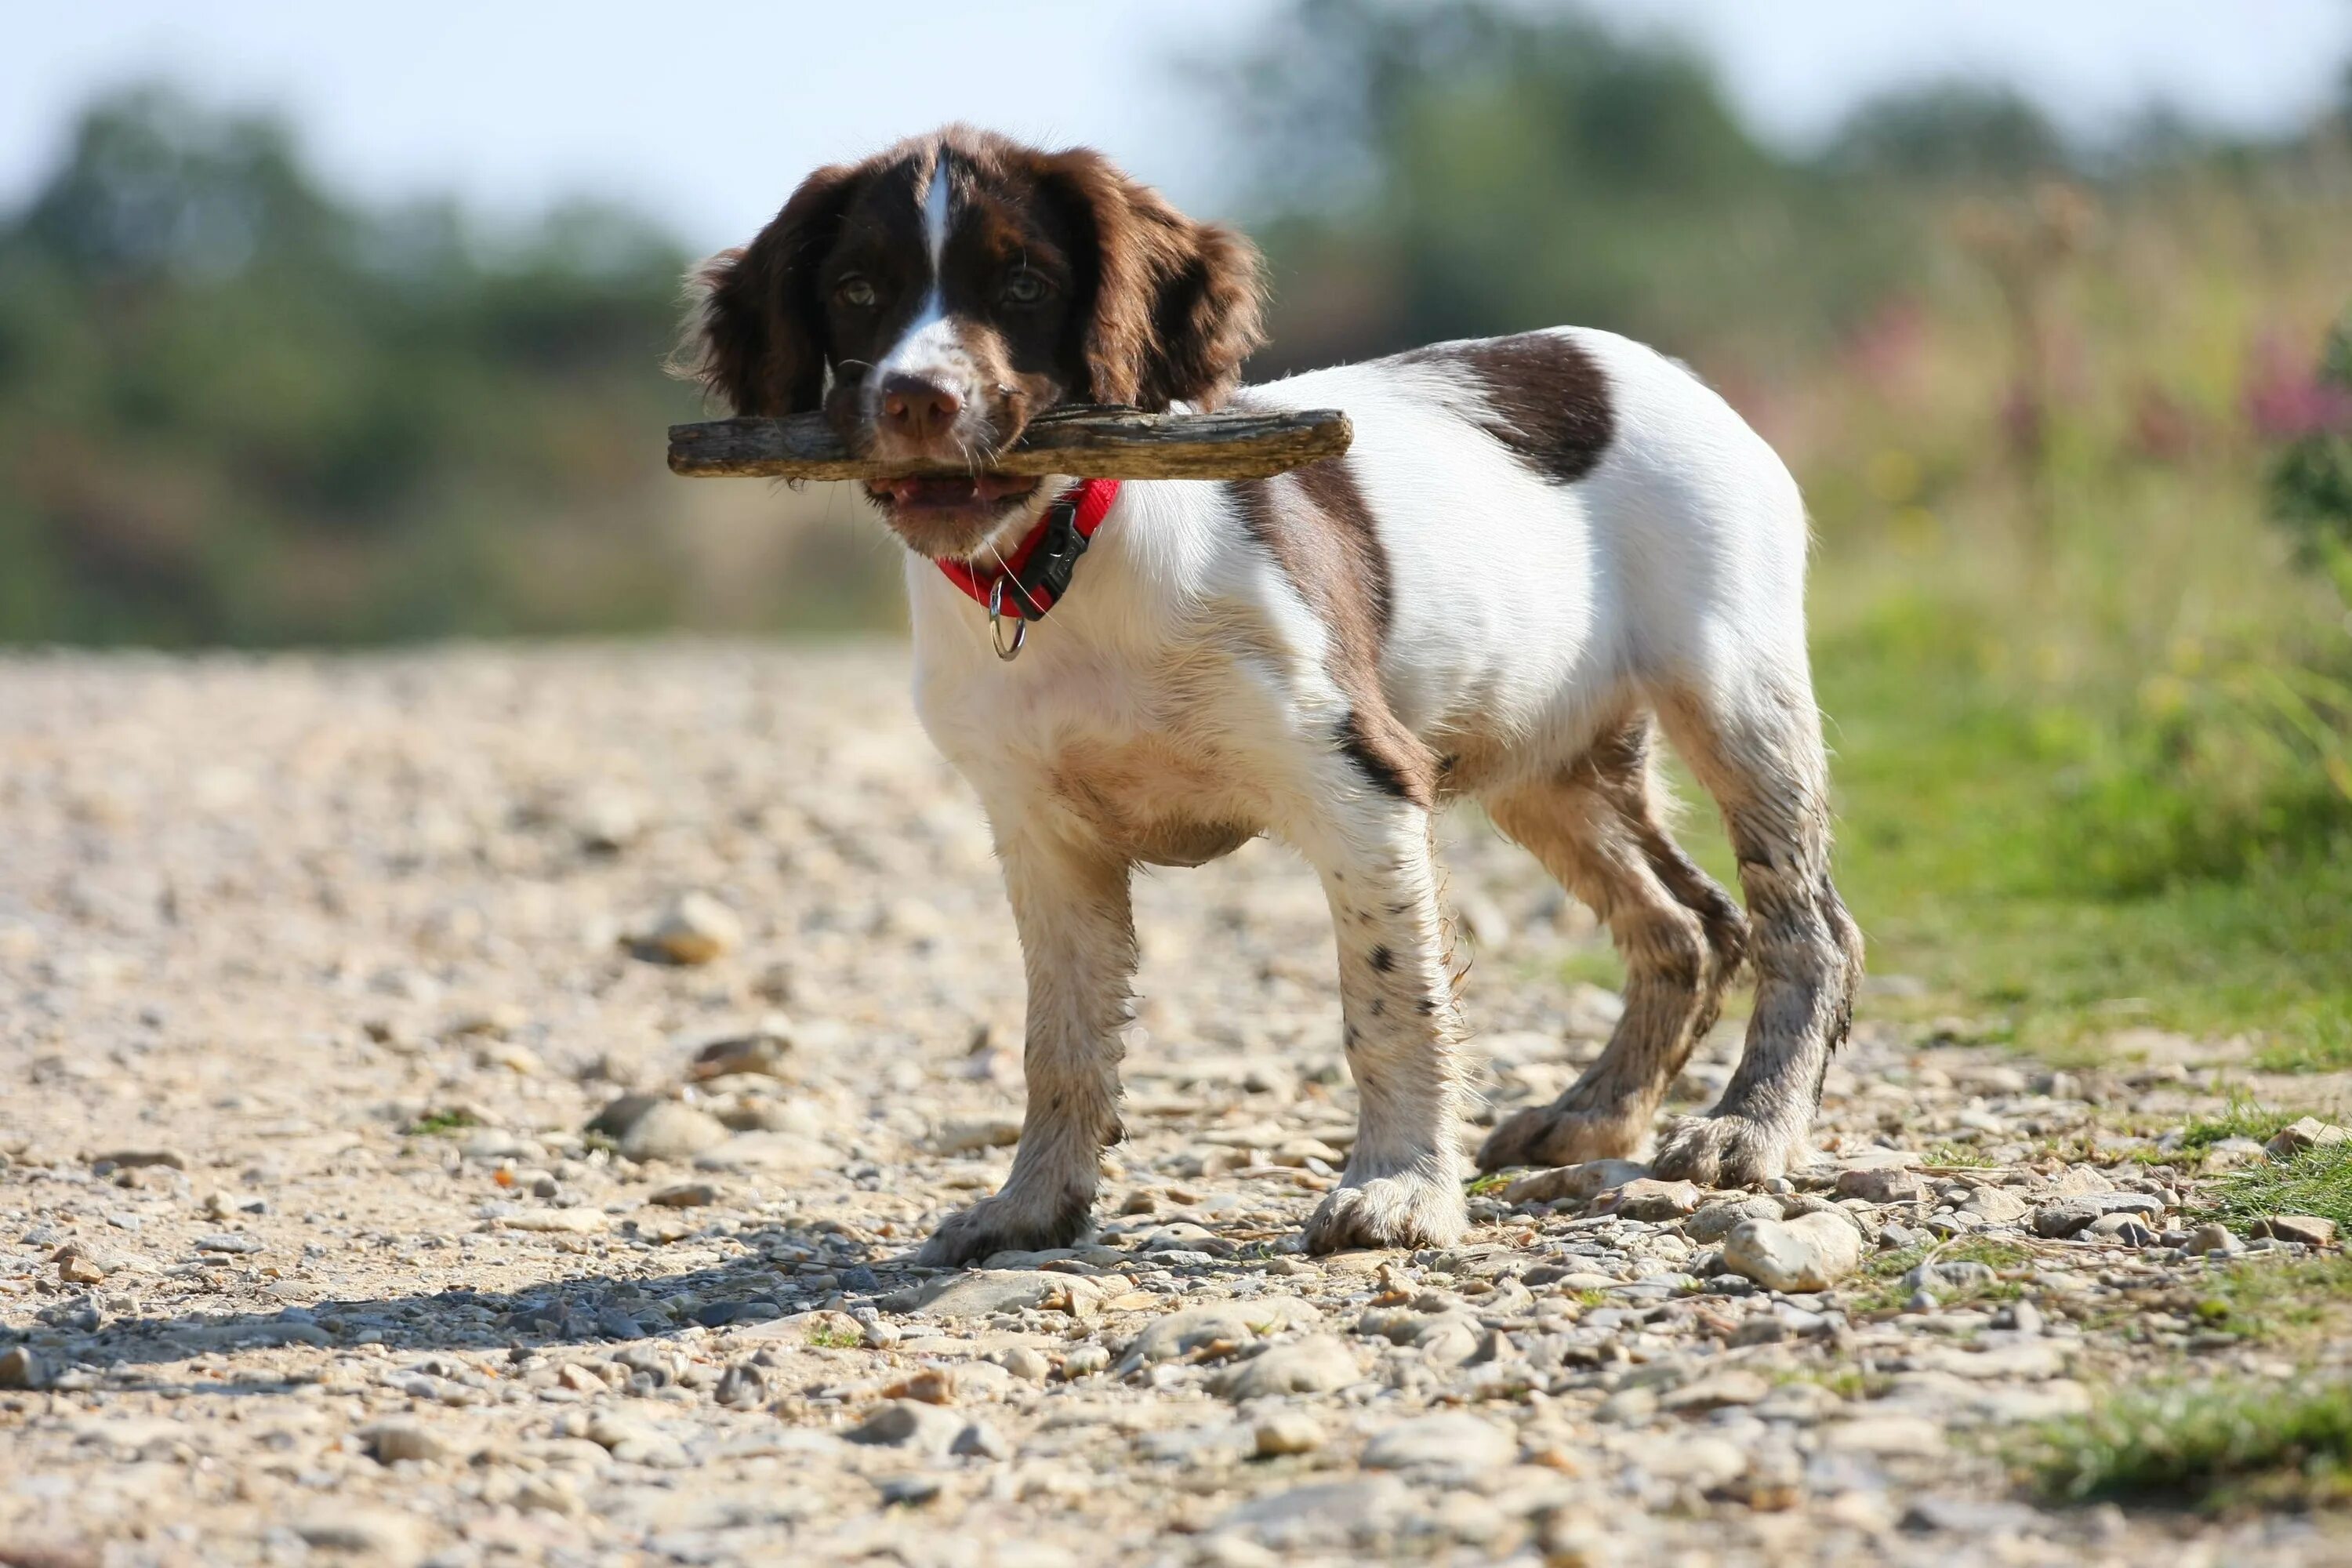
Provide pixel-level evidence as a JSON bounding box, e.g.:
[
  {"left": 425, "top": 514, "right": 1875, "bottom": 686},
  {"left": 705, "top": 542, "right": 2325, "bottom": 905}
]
[
  {"left": 1835, "top": 1166, "right": 1923, "bottom": 1204},
  {"left": 1593, "top": 1178, "right": 1702, "bottom": 1221},
  {"left": 362, "top": 1421, "right": 456, "bottom": 1465},
  {"left": 1721, "top": 1212, "right": 1864, "bottom": 1292},
  {"left": 1213, "top": 1334, "right": 1359, "bottom": 1399},
  {"left": 844, "top": 1399, "right": 970, "bottom": 1455},
  {"left": 615, "top": 1102, "right": 731, "bottom": 1163},
  {"left": 2033, "top": 1192, "right": 2166, "bottom": 1238},
  {"left": 1501, "top": 1159, "right": 1650, "bottom": 1206},
  {"left": 639, "top": 891, "right": 743, "bottom": 965},
  {"left": 648, "top": 1181, "right": 720, "bottom": 1207},
  {"left": 1254, "top": 1414, "right": 1327, "bottom": 1457},
  {"left": 0, "top": 1345, "right": 50, "bottom": 1390},
  {"left": 2264, "top": 1117, "right": 2350, "bottom": 1159},
  {"left": 1359, "top": 1413, "right": 1513, "bottom": 1471},
  {"left": 2252, "top": 1214, "right": 2339, "bottom": 1247}
]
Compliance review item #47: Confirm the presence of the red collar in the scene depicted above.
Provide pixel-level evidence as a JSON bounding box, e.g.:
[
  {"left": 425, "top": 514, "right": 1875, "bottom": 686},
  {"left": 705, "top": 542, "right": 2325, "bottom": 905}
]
[{"left": 935, "top": 477, "right": 1120, "bottom": 622}]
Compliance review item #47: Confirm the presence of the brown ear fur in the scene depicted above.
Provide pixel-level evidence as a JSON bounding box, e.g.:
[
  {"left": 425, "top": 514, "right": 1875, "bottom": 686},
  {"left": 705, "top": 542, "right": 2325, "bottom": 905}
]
[
  {"left": 1040, "top": 151, "right": 1267, "bottom": 412},
  {"left": 674, "top": 164, "right": 865, "bottom": 416}
]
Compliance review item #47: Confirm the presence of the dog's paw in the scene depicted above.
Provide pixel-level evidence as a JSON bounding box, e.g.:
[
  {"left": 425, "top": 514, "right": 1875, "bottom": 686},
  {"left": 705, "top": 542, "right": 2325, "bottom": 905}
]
[
  {"left": 916, "top": 1187, "right": 1089, "bottom": 1268},
  {"left": 1475, "top": 1102, "right": 1648, "bottom": 1172},
  {"left": 1650, "top": 1112, "right": 1806, "bottom": 1189},
  {"left": 1301, "top": 1167, "right": 1467, "bottom": 1254}
]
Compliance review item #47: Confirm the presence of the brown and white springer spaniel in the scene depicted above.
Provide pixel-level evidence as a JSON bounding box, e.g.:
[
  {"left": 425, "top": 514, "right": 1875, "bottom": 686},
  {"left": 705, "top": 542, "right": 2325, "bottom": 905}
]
[{"left": 681, "top": 127, "right": 1862, "bottom": 1264}]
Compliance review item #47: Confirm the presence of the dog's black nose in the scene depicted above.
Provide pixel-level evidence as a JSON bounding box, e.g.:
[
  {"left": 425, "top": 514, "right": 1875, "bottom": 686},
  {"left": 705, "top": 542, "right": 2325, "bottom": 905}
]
[{"left": 880, "top": 376, "right": 961, "bottom": 443}]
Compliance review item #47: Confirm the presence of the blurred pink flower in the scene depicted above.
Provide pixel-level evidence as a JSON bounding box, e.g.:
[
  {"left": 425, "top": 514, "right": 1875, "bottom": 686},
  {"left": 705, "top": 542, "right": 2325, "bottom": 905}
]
[{"left": 2243, "top": 332, "right": 2352, "bottom": 441}]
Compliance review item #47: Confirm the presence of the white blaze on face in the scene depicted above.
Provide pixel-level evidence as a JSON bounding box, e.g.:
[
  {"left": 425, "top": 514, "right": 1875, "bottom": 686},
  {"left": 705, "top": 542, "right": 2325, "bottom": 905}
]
[{"left": 869, "top": 145, "right": 975, "bottom": 423}]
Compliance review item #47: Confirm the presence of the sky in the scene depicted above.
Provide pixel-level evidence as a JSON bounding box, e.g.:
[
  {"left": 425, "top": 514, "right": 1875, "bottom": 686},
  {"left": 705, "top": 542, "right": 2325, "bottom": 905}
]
[{"left": 3, "top": 1, "right": 2348, "bottom": 250}]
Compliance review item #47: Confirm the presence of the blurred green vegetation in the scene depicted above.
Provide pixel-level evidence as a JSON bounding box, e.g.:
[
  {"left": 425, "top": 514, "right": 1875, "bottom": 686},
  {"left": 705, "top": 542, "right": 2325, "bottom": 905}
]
[
  {"left": 3, "top": 8, "right": 2350, "bottom": 1062},
  {"left": 0, "top": 85, "right": 898, "bottom": 644}
]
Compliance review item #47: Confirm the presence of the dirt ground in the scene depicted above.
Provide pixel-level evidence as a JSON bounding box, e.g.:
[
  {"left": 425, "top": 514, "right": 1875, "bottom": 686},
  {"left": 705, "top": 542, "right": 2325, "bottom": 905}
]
[{"left": 2, "top": 644, "right": 2348, "bottom": 1567}]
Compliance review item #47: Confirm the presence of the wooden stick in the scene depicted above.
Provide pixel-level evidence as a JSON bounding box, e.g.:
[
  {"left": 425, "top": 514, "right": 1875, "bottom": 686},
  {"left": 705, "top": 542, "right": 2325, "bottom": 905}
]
[{"left": 667, "top": 405, "right": 1352, "bottom": 482}]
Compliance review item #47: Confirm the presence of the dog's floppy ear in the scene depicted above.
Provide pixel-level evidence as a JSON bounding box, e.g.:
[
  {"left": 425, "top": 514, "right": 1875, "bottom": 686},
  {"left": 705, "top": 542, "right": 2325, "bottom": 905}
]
[
  {"left": 676, "top": 163, "right": 865, "bottom": 416},
  {"left": 1040, "top": 150, "right": 1267, "bottom": 412}
]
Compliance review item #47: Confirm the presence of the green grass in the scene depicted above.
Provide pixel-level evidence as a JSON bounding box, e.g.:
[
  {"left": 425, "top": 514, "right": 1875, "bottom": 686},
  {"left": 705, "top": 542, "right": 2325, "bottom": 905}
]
[
  {"left": 2203, "top": 1143, "right": 2352, "bottom": 1234},
  {"left": 1620, "top": 597, "right": 2352, "bottom": 1069},
  {"left": 403, "top": 1108, "right": 481, "bottom": 1136},
  {"left": 2020, "top": 1380, "right": 2352, "bottom": 1510},
  {"left": 2180, "top": 1099, "right": 2309, "bottom": 1154},
  {"left": 1846, "top": 1237, "right": 2034, "bottom": 1316},
  {"left": 2184, "top": 1256, "right": 2352, "bottom": 1345},
  {"left": 806, "top": 1327, "right": 865, "bottom": 1349}
]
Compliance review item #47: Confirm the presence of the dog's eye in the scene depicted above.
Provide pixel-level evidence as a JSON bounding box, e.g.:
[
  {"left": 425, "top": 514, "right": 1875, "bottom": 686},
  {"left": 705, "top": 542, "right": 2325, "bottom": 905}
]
[
  {"left": 834, "top": 276, "right": 877, "bottom": 309},
  {"left": 1000, "top": 269, "right": 1051, "bottom": 307}
]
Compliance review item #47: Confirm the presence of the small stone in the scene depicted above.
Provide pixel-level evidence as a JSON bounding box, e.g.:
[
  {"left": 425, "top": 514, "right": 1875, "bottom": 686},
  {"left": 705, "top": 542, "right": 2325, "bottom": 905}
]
[
  {"left": 500, "top": 1209, "right": 608, "bottom": 1233},
  {"left": 362, "top": 1421, "right": 454, "bottom": 1465},
  {"left": 617, "top": 1102, "right": 730, "bottom": 1163},
  {"left": 2032, "top": 1192, "right": 2165, "bottom": 1239},
  {"left": 1835, "top": 1167, "right": 1923, "bottom": 1205},
  {"left": 1598, "top": 1386, "right": 1659, "bottom": 1423},
  {"left": 1992, "top": 1301, "right": 2045, "bottom": 1335},
  {"left": 1360, "top": 1413, "right": 1513, "bottom": 1471},
  {"left": 293, "top": 1512, "right": 420, "bottom": 1559},
  {"left": 2252, "top": 1214, "right": 2339, "bottom": 1247},
  {"left": 2084, "top": 1211, "right": 2158, "bottom": 1247},
  {"left": 1957, "top": 1186, "right": 2031, "bottom": 1225},
  {"left": 1501, "top": 1159, "right": 1649, "bottom": 1207},
  {"left": 1114, "top": 1299, "right": 1319, "bottom": 1372},
  {"left": 1254, "top": 1413, "right": 1326, "bottom": 1457},
  {"left": 1721, "top": 1212, "right": 1864, "bottom": 1292},
  {"left": 56, "top": 1250, "right": 106, "bottom": 1285},
  {"left": 688, "top": 1023, "right": 793, "bottom": 1080},
  {"left": 1594, "top": 1178, "right": 1702, "bottom": 1221},
  {"left": 884, "top": 1270, "right": 1105, "bottom": 1321},
  {"left": 931, "top": 1117, "right": 1024, "bottom": 1154},
  {"left": 1059, "top": 1345, "right": 1110, "bottom": 1379},
  {"left": 951, "top": 1419, "right": 1012, "bottom": 1460},
  {"left": 714, "top": 1362, "right": 767, "bottom": 1409},
  {"left": 194, "top": 1232, "right": 263, "bottom": 1254},
  {"left": 648, "top": 1181, "right": 720, "bottom": 1208},
  {"left": 883, "top": 1367, "right": 961, "bottom": 1405},
  {"left": 2184, "top": 1222, "right": 2244, "bottom": 1255},
  {"left": 1213, "top": 1335, "right": 1359, "bottom": 1399},
  {"left": 638, "top": 892, "right": 742, "bottom": 965},
  {"left": 1686, "top": 1194, "right": 1784, "bottom": 1242},
  {"left": 1658, "top": 1368, "right": 1770, "bottom": 1413},
  {"left": 997, "top": 1346, "right": 1051, "bottom": 1381},
  {"left": 844, "top": 1399, "right": 968, "bottom": 1455},
  {"left": 0, "top": 1345, "right": 50, "bottom": 1390},
  {"left": 94, "top": 1148, "right": 187, "bottom": 1172},
  {"left": 2265, "top": 1117, "right": 2350, "bottom": 1160}
]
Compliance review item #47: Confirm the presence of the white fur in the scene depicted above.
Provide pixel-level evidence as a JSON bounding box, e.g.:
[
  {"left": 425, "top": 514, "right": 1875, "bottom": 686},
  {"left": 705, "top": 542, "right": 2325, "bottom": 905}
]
[
  {"left": 911, "top": 330, "right": 1808, "bottom": 828},
  {"left": 902, "top": 328, "right": 1844, "bottom": 1262}
]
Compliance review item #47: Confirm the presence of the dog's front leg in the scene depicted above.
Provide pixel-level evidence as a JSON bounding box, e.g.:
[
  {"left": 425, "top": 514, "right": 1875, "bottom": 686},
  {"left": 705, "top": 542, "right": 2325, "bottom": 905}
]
[
  {"left": 1287, "top": 788, "right": 1469, "bottom": 1254},
  {"left": 919, "top": 825, "right": 1135, "bottom": 1267}
]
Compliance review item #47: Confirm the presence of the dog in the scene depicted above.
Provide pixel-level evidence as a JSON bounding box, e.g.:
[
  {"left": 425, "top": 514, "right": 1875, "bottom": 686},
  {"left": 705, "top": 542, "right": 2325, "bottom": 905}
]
[{"left": 679, "top": 127, "right": 1862, "bottom": 1264}]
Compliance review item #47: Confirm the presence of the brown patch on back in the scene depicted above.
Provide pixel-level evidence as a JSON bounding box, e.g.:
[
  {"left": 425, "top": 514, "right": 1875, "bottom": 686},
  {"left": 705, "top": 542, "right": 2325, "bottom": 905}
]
[
  {"left": 1225, "top": 452, "right": 1435, "bottom": 808},
  {"left": 1398, "top": 332, "right": 1616, "bottom": 483}
]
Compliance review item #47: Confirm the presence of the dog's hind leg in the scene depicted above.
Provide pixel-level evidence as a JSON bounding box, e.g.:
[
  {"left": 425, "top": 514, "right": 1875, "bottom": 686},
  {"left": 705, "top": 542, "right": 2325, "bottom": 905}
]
[
  {"left": 918, "top": 823, "right": 1135, "bottom": 1266},
  {"left": 1649, "top": 676, "right": 1864, "bottom": 1187},
  {"left": 1475, "top": 718, "right": 1749, "bottom": 1171}
]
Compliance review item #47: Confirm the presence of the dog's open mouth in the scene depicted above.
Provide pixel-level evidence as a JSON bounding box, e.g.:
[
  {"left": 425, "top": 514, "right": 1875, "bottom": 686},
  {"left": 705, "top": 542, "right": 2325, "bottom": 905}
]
[{"left": 865, "top": 474, "right": 1041, "bottom": 513}]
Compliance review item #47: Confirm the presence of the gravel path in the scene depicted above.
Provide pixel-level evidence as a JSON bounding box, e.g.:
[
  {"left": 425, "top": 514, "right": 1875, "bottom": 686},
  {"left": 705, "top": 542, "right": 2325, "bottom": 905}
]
[{"left": 2, "top": 644, "right": 2347, "bottom": 1566}]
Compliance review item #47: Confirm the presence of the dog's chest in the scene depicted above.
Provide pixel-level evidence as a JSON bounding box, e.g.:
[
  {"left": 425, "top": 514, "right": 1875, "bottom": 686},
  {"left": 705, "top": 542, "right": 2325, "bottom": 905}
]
[{"left": 916, "top": 641, "right": 1269, "bottom": 867}]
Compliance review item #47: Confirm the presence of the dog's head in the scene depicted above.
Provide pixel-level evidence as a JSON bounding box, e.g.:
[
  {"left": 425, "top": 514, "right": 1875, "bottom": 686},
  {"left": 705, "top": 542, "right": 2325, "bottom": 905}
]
[{"left": 680, "top": 127, "right": 1266, "bottom": 559}]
